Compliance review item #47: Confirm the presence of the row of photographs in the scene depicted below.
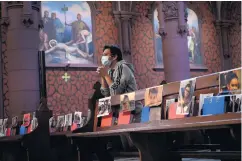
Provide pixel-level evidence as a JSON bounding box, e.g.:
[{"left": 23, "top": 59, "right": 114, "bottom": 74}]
[
  {"left": 97, "top": 68, "right": 241, "bottom": 117},
  {"left": 0, "top": 113, "right": 38, "bottom": 137},
  {"left": 49, "top": 112, "right": 86, "bottom": 130}
]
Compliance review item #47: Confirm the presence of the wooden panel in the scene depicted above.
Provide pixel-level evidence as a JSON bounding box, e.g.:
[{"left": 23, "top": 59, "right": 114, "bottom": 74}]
[
  {"left": 110, "top": 73, "right": 219, "bottom": 107},
  {"left": 68, "top": 113, "right": 241, "bottom": 138}
]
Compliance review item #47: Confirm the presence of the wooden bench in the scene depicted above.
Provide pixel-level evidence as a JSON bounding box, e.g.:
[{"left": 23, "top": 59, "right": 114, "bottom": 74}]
[
  {"left": 0, "top": 98, "right": 53, "bottom": 161},
  {"left": 0, "top": 71, "right": 240, "bottom": 161},
  {"left": 50, "top": 72, "right": 241, "bottom": 161}
]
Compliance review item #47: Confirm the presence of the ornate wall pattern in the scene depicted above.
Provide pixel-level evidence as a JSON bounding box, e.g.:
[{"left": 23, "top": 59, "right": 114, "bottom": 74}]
[
  {"left": 46, "top": 2, "right": 118, "bottom": 115},
  {"left": 229, "top": 2, "right": 241, "bottom": 68},
  {"left": 131, "top": 2, "right": 164, "bottom": 89}
]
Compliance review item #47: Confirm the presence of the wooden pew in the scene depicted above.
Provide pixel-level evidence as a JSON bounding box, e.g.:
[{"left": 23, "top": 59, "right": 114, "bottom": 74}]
[
  {"left": 0, "top": 98, "right": 53, "bottom": 161},
  {"left": 66, "top": 72, "right": 241, "bottom": 161}
]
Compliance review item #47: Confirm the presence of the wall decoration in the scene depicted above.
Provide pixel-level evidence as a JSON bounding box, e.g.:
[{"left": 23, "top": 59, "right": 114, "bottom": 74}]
[
  {"left": 153, "top": 7, "right": 203, "bottom": 65},
  {"left": 40, "top": 1, "right": 95, "bottom": 67}
]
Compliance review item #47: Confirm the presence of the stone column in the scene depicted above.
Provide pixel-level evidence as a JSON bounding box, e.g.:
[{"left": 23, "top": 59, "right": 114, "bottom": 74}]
[
  {"left": 215, "top": 20, "right": 234, "bottom": 70},
  {"left": 2, "top": 2, "right": 41, "bottom": 116},
  {"left": 113, "top": 2, "right": 138, "bottom": 64},
  {"left": 157, "top": 2, "right": 190, "bottom": 82}
]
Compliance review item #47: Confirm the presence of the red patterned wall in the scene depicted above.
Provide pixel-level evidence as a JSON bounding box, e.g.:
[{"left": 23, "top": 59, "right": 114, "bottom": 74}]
[
  {"left": 229, "top": 2, "right": 241, "bottom": 68},
  {"left": 46, "top": 2, "right": 118, "bottom": 115}
]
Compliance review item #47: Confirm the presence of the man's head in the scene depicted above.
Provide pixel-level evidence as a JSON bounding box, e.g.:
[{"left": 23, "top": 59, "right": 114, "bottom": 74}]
[
  {"left": 51, "top": 12, "right": 56, "bottom": 19},
  {"left": 227, "top": 72, "right": 240, "bottom": 92},
  {"left": 77, "top": 13, "right": 82, "bottom": 20},
  {"left": 44, "top": 11, "right": 49, "bottom": 17},
  {"left": 101, "top": 45, "right": 123, "bottom": 68}
]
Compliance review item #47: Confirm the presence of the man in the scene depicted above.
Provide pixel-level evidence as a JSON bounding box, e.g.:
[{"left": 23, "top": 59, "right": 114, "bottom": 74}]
[
  {"left": 51, "top": 12, "right": 64, "bottom": 42},
  {"left": 96, "top": 45, "right": 142, "bottom": 153},
  {"left": 97, "top": 45, "right": 142, "bottom": 122},
  {"left": 66, "top": 13, "right": 90, "bottom": 52},
  {"left": 42, "top": 11, "right": 55, "bottom": 41}
]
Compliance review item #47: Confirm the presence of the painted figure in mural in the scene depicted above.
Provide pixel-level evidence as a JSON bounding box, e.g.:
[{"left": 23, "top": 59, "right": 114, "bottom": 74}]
[
  {"left": 39, "top": 28, "right": 49, "bottom": 51},
  {"left": 66, "top": 13, "right": 90, "bottom": 52},
  {"left": 42, "top": 11, "right": 55, "bottom": 41},
  {"left": 80, "top": 30, "right": 93, "bottom": 55},
  {"left": 51, "top": 13, "right": 65, "bottom": 42},
  {"left": 45, "top": 40, "right": 93, "bottom": 59}
]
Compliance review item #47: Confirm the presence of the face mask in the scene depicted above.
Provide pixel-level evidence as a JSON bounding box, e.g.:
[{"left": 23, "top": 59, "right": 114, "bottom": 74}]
[{"left": 101, "top": 56, "right": 112, "bottom": 67}]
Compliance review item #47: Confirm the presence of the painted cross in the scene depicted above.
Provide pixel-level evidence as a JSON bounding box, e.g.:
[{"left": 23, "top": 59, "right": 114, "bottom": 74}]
[{"left": 62, "top": 72, "right": 70, "bottom": 82}]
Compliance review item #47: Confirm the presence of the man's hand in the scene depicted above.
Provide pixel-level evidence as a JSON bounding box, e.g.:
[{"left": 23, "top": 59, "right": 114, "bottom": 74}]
[{"left": 96, "top": 66, "right": 108, "bottom": 78}]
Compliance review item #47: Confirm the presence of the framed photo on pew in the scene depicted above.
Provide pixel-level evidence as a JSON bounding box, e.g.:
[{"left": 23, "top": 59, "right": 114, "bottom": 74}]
[
  {"left": 119, "top": 92, "right": 136, "bottom": 125},
  {"left": 144, "top": 85, "right": 163, "bottom": 121}
]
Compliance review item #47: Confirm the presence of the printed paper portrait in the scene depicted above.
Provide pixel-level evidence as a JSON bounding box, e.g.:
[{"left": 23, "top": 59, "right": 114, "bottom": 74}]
[
  {"left": 49, "top": 116, "right": 57, "bottom": 128},
  {"left": 23, "top": 113, "right": 31, "bottom": 127},
  {"left": 12, "top": 116, "right": 18, "bottom": 127},
  {"left": 145, "top": 85, "right": 163, "bottom": 107},
  {"left": 120, "top": 92, "right": 135, "bottom": 112},
  {"left": 65, "top": 113, "right": 73, "bottom": 126},
  {"left": 73, "top": 112, "right": 82, "bottom": 124},
  {"left": 57, "top": 115, "right": 65, "bottom": 128},
  {"left": 219, "top": 68, "right": 241, "bottom": 94},
  {"left": 176, "top": 79, "right": 196, "bottom": 115},
  {"left": 97, "top": 97, "right": 112, "bottom": 117}
]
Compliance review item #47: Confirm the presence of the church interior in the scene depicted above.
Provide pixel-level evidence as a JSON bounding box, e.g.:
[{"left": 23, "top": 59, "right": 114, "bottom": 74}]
[{"left": 0, "top": 1, "right": 241, "bottom": 161}]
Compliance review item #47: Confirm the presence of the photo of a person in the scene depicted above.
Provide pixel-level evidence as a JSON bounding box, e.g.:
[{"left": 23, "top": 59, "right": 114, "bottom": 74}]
[
  {"left": 219, "top": 68, "right": 241, "bottom": 94},
  {"left": 145, "top": 86, "right": 163, "bottom": 107},
  {"left": 23, "top": 113, "right": 31, "bottom": 127},
  {"left": 176, "top": 79, "right": 196, "bottom": 115},
  {"left": 120, "top": 92, "right": 135, "bottom": 112},
  {"left": 12, "top": 116, "right": 18, "bottom": 128},
  {"left": 65, "top": 113, "right": 73, "bottom": 126},
  {"left": 49, "top": 116, "right": 57, "bottom": 128},
  {"left": 57, "top": 115, "right": 65, "bottom": 128},
  {"left": 97, "top": 97, "right": 111, "bottom": 117},
  {"left": 73, "top": 112, "right": 82, "bottom": 124}
]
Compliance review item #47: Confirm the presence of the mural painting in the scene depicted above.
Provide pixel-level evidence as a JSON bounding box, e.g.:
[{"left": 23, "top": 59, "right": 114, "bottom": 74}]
[
  {"left": 153, "top": 8, "right": 203, "bottom": 65},
  {"left": 40, "top": 1, "right": 95, "bottom": 67}
]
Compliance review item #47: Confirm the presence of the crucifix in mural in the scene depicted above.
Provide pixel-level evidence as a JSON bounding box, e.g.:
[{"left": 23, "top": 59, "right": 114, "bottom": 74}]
[
  {"left": 153, "top": 8, "right": 203, "bottom": 66},
  {"left": 39, "top": 1, "right": 95, "bottom": 67}
]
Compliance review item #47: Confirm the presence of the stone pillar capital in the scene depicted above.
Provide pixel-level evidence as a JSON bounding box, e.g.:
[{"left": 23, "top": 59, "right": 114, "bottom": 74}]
[{"left": 162, "top": 2, "right": 178, "bottom": 20}]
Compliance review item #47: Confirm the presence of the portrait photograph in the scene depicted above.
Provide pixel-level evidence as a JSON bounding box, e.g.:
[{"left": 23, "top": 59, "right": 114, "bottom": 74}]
[
  {"left": 219, "top": 68, "right": 241, "bottom": 94},
  {"left": 73, "top": 112, "right": 82, "bottom": 124},
  {"left": 228, "top": 94, "right": 242, "bottom": 112},
  {"left": 145, "top": 85, "right": 163, "bottom": 107},
  {"left": 57, "top": 115, "right": 65, "bottom": 128},
  {"left": 23, "top": 113, "right": 31, "bottom": 127},
  {"left": 40, "top": 1, "right": 95, "bottom": 67},
  {"left": 49, "top": 116, "right": 57, "bottom": 128},
  {"left": 176, "top": 78, "right": 196, "bottom": 115},
  {"left": 97, "top": 97, "right": 111, "bottom": 117},
  {"left": 12, "top": 116, "right": 18, "bottom": 128},
  {"left": 65, "top": 113, "right": 73, "bottom": 126},
  {"left": 120, "top": 92, "right": 135, "bottom": 112}
]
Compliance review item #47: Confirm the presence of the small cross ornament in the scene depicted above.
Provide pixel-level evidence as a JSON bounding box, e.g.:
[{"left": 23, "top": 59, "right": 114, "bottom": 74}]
[{"left": 62, "top": 72, "right": 70, "bottom": 82}]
